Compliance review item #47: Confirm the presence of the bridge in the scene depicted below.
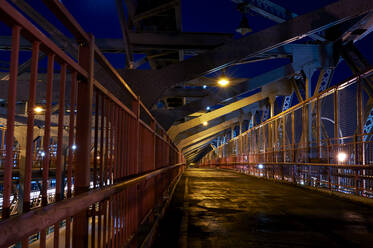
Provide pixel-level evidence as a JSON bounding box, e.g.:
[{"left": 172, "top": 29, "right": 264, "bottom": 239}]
[{"left": 0, "top": 0, "right": 373, "bottom": 247}]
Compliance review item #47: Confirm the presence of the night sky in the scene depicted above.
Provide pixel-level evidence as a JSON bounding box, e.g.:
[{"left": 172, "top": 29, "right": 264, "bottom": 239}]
[
  {"left": 59, "top": 0, "right": 373, "bottom": 85},
  {"left": 3, "top": 0, "right": 373, "bottom": 90}
]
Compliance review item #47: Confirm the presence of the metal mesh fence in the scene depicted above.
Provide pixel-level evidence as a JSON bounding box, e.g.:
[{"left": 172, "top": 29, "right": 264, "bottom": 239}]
[{"left": 201, "top": 78, "right": 373, "bottom": 198}]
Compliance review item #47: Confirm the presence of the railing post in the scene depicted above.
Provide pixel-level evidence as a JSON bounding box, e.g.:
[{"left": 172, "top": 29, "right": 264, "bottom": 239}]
[
  {"left": 326, "top": 139, "right": 331, "bottom": 190},
  {"left": 73, "top": 35, "right": 94, "bottom": 247},
  {"left": 132, "top": 97, "right": 140, "bottom": 174},
  {"left": 2, "top": 25, "right": 21, "bottom": 219},
  {"left": 282, "top": 116, "right": 286, "bottom": 180},
  {"left": 291, "top": 111, "right": 296, "bottom": 183}
]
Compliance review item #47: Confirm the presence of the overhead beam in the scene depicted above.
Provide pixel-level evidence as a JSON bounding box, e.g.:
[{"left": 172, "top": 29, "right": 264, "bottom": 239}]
[
  {"left": 122, "top": 0, "right": 373, "bottom": 107},
  {"left": 168, "top": 79, "right": 292, "bottom": 140},
  {"left": 102, "top": 32, "right": 233, "bottom": 52},
  {"left": 154, "top": 43, "right": 336, "bottom": 129},
  {"left": 161, "top": 87, "right": 209, "bottom": 98},
  {"left": 183, "top": 136, "right": 216, "bottom": 154},
  {"left": 233, "top": 0, "right": 326, "bottom": 41},
  {"left": 10, "top": 0, "right": 76, "bottom": 56},
  {"left": 178, "top": 117, "right": 240, "bottom": 150},
  {"left": 133, "top": 0, "right": 179, "bottom": 23},
  {"left": 0, "top": 32, "right": 233, "bottom": 53},
  {"left": 116, "top": 0, "right": 134, "bottom": 68},
  {"left": 173, "top": 101, "right": 265, "bottom": 144}
]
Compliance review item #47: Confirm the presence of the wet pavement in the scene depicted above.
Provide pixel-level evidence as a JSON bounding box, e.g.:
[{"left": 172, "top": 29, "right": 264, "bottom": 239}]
[{"left": 153, "top": 168, "right": 373, "bottom": 248}]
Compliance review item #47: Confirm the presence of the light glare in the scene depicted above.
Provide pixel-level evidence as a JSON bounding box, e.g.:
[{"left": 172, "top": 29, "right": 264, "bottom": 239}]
[
  {"left": 34, "top": 106, "right": 44, "bottom": 113},
  {"left": 258, "top": 164, "right": 264, "bottom": 169},
  {"left": 337, "top": 152, "right": 347, "bottom": 162},
  {"left": 203, "top": 121, "right": 208, "bottom": 126},
  {"left": 217, "top": 78, "right": 229, "bottom": 87}
]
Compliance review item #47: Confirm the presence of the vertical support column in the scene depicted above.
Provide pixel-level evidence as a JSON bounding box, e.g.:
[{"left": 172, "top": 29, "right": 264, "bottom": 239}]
[
  {"left": 73, "top": 35, "right": 94, "bottom": 247},
  {"left": 305, "top": 75, "right": 312, "bottom": 185},
  {"left": 282, "top": 115, "right": 286, "bottom": 180},
  {"left": 132, "top": 97, "right": 140, "bottom": 174},
  {"left": 357, "top": 80, "right": 364, "bottom": 194},
  {"left": 357, "top": 80, "right": 363, "bottom": 163},
  {"left": 55, "top": 63, "right": 66, "bottom": 201},
  {"left": 334, "top": 89, "right": 339, "bottom": 146},
  {"left": 316, "top": 97, "right": 321, "bottom": 158},
  {"left": 2, "top": 25, "right": 21, "bottom": 219},
  {"left": 131, "top": 96, "right": 140, "bottom": 242},
  {"left": 291, "top": 111, "right": 296, "bottom": 183},
  {"left": 66, "top": 71, "right": 77, "bottom": 248},
  {"left": 23, "top": 41, "right": 40, "bottom": 213}
]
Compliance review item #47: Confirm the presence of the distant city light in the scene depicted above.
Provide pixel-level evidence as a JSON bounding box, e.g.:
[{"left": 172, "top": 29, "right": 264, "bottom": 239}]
[
  {"left": 203, "top": 121, "right": 208, "bottom": 126},
  {"left": 258, "top": 164, "right": 264, "bottom": 169},
  {"left": 337, "top": 152, "right": 347, "bottom": 162},
  {"left": 72, "top": 144, "right": 77, "bottom": 150},
  {"left": 206, "top": 106, "right": 210, "bottom": 111},
  {"left": 34, "top": 106, "right": 44, "bottom": 114},
  {"left": 203, "top": 85, "right": 207, "bottom": 89}
]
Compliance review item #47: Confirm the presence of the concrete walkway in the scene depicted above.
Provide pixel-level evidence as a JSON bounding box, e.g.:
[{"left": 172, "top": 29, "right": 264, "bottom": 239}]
[{"left": 153, "top": 168, "right": 373, "bottom": 248}]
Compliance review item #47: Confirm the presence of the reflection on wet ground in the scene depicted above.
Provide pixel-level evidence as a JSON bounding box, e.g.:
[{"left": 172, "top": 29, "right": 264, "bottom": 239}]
[{"left": 153, "top": 168, "right": 373, "bottom": 248}]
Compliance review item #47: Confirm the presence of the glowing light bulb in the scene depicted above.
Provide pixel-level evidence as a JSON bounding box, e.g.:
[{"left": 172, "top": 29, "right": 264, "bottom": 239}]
[
  {"left": 72, "top": 144, "right": 77, "bottom": 150},
  {"left": 34, "top": 106, "right": 44, "bottom": 113},
  {"left": 337, "top": 152, "right": 347, "bottom": 162},
  {"left": 203, "top": 121, "right": 208, "bottom": 126},
  {"left": 258, "top": 164, "right": 264, "bottom": 169},
  {"left": 217, "top": 78, "right": 230, "bottom": 87}
]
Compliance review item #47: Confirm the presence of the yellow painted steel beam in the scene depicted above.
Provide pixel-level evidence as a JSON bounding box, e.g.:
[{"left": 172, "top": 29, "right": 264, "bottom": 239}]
[
  {"left": 183, "top": 136, "right": 216, "bottom": 154},
  {"left": 168, "top": 79, "right": 292, "bottom": 140},
  {"left": 177, "top": 117, "right": 239, "bottom": 150}
]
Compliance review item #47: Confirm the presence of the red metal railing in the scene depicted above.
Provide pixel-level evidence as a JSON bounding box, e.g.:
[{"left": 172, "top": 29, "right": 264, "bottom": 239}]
[
  {"left": 0, "top": 1, "right": 184, "bottom": 247},
  {"left": 201, "top": 67, "right": 373, "bottom": 198}
]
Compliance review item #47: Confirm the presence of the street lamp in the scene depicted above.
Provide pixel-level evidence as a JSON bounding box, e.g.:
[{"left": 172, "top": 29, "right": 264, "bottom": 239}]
[{"left": 236, "top": 14, "right": 252, "bottom": 36}]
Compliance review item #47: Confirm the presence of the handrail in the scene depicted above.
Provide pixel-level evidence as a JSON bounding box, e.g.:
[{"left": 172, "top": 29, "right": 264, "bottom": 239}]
[
  {"left": 214, "top": 66, "right": 373, "bottom": 148},
  {"left": 0, "top": 0, "right": 88, "bottom": 77},
  {"left": 0, "top": 162, "right": 185, "bottom": 248},
  {"left": 208, "top": 161, "right": 373, "bottom": 169}
]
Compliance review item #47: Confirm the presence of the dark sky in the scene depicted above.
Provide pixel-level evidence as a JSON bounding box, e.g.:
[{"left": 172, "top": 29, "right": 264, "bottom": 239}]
[
  {"left": 3, "top": 0, "right": 373, "bottom": 87},
  {"left": 56, "top": 0, "right": 373, "bottom": 84}
]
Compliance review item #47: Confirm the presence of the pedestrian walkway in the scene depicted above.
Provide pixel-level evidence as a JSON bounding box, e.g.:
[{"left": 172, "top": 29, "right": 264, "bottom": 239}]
[{"left": 153, "top": 168, "right": 373, "bottom": 248}]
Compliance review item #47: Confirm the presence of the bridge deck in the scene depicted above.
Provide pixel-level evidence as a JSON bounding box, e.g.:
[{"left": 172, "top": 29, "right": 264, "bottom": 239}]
[{"left": 154, "top": 168, "right": 373, "bottom": 248}]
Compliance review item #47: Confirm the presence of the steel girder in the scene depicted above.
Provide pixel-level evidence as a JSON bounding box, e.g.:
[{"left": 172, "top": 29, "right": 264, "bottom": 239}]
[
  {"left": 168, "top": 79, "right": 292, "bottom": 140},
  {"left": 178, "top": 117, "right": 240, "bottom": 150},
  {"left": 122, "top": 0, "right": 373, "bottom": 107},
  {"left": 232, "top": 0, "right": 326, "bottom": 41},
  {"left": 154, "top": 42, "right": 336, "bottom": 130},
  {"left": 152, "top": 64, "right": 294, "bottom": 129},
  {"left": 116, "top": 0, "right": 134, "bottom": 68},
  {"left": 173, "top": 102, "right": 263, "bottom": 145},
  {"left": 176, "top": 118, "right": 239, "bottom": 150},
  {"left": 0, "top": 32, "right": 234, "bottom": 53},
  {"left": 183, "top": 136, "right": 217, "bottom": 155}
]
